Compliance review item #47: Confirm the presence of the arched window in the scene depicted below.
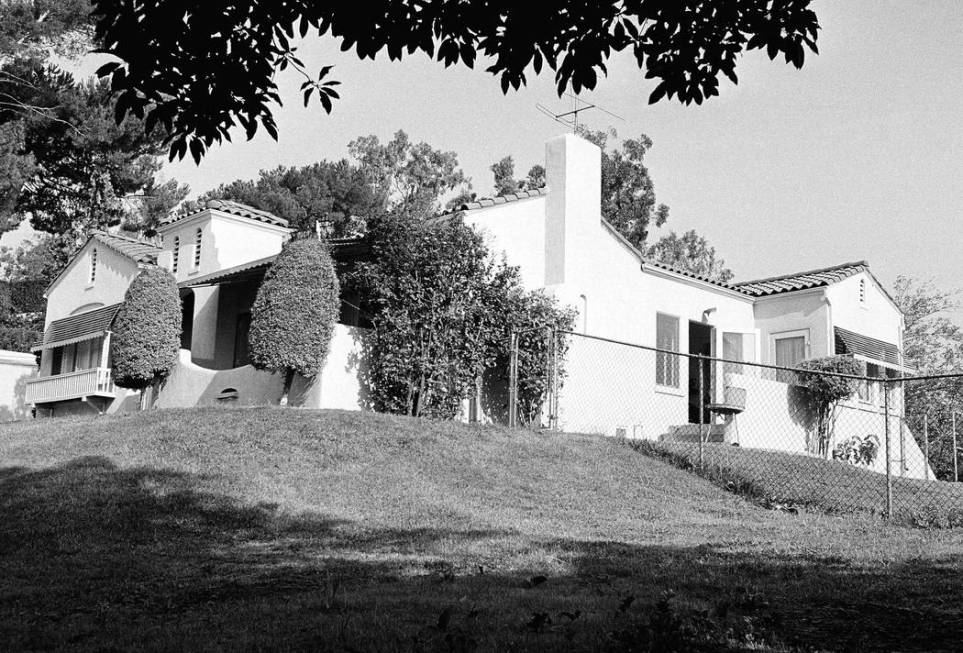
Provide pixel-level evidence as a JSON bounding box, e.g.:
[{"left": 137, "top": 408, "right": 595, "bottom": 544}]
[
  {"left": 193, "top": 228, "right": 202, "bottom": 269},
  {"left": 89, "top": 248, "right": 98, "bottom": 284},
  {"left": 172, "top": 236, "right": 180, "bottom": 273}
]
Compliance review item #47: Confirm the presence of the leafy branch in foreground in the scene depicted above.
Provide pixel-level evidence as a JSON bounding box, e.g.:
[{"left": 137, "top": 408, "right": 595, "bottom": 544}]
[{"left": 89, "top": 0, "right": 820, "bottom": 162}]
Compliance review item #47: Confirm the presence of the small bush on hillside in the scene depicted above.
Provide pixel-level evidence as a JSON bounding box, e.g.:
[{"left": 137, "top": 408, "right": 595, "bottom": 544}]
[
  {"left": 112, "top": 267, "right": 182, "bottom": 408},
  {"left": 248, "top": 237, "right": 340, "bottom": 402},
  {"left": 833, "top": 434, "right": 880, "bottom": 466},
  {"left": 796, "top": 356, "right": 863, "bottom": 457}
]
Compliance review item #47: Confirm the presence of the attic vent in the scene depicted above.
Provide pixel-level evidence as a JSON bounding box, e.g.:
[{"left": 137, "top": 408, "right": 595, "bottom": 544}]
[
  {"left": 193, "top": 228, "right": 202, "bottom": 269},
  {"left": 859, "top": 278, "right": 866, "bottom": 303},
  {"left": 89, "top": 248, "right": 97, "bottom": 284},
  {"left": 172, "top": 236, "right": 180, "bottom": 273}
]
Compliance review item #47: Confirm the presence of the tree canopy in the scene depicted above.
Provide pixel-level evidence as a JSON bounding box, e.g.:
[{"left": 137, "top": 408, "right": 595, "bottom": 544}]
[
  {"left": 202, "top": 130, "right": 472, "bottom": 234},
  {"left": 199, "top": 160, "right": 379, "bottom": 237},
  {"left": 89, "top": 0, "right": 820, "bottom": 161},
  {"left": 645, "top": 229, "right": 733, "bottom": 283},
  {"left": 349, "top": 214, "right": 574, "bottom": 420}
]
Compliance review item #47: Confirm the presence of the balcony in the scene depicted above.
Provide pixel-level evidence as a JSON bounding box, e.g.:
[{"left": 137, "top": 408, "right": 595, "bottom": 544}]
[{"left": 25, "top": 368, "right": 116, "bottom": 405}]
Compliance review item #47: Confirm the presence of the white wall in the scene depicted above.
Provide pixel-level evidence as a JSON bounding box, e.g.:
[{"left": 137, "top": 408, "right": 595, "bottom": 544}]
[
  {"left": 463, "top": 197, "right": 547, "bottom": 290},
  {"left": 0, "top": 350, "right": 37, "bottom": 421},
  {"left": 752, "top": 289, "right": 830, "bottom": 363},
  {"left": 826, "top": 272, "right": 902, "bottom": 348},
  {"left": 44, "top": 242, "right": 140, "bottom": 327},
  {"left": 289, "top": 325, "right": 368, "bottom": 410},
  {"left": 156, "top": 349, "right": 285, "bottom": 408},
  {"left": 209, "top": 214, "right": 289, "bottom": 269}
]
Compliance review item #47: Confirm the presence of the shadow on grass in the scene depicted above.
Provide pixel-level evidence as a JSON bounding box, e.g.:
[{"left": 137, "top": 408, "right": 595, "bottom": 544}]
[{"left": 1, "top": 457, "right": 961, "bottom": 652}]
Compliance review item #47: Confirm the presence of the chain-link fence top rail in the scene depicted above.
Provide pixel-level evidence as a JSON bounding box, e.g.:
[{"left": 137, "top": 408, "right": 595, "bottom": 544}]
[{"left": 518, "top": 329, "right": 963, "bottom": 525}]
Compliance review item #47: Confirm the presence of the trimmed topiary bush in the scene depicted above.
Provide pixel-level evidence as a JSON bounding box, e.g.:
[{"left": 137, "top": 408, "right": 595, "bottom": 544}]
[
  {"left": 248, "top": 237, "right": 340, "bottom": 403},
  {"left": 111, "top": 266, "right": 182, "bottom": 409}
]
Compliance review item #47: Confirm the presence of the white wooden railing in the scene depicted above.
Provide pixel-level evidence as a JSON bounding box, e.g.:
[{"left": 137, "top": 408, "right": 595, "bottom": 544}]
[{"left": 24, "top": 368, "right": 115, "bottom": 404}]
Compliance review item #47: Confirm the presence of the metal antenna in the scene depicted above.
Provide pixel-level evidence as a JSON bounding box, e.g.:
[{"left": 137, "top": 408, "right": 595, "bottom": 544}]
[{"left": 536, "top": 93, "right": 625, "bottom": 131}]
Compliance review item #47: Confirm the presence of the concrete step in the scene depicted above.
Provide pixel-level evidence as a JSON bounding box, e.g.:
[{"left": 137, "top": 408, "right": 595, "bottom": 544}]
[{"left": 660, "top": 424, "right": 726, "bottom": 443}]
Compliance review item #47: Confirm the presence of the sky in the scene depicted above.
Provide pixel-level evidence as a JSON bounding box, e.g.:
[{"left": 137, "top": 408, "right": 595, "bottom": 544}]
[{"left": 5, "top": 1, "right": 962, "bottom": 323}]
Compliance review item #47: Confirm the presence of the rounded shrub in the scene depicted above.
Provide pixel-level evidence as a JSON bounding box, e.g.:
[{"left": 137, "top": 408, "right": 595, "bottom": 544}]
[
  {"left": 248, "top": 237, "right": 340, "bottom": 399},
  {"left": 111, "top": 266, "right": 182, "bottom": 406}
]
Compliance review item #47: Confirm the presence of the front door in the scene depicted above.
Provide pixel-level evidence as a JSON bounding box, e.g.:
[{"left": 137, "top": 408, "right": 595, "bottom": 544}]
[{"left": 688, "top": 321, "right": 714, "bottom": 423}]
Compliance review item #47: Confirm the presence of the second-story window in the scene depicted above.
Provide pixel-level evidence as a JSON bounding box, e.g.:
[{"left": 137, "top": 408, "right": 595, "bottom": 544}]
[
  {"left": 89, "top": 248, "right": 97, "bottom": 284},
  {"left": 172, "top": 236, "right": 180, "bottom": 273},
  {"left": 193, "top": 228, "right": 202, "bottom": 269}
]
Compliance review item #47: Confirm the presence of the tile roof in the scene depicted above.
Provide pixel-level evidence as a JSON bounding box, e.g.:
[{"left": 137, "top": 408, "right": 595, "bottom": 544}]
[
  {"left": 451, "top": 187, "right": 547, "bottom": 212},
  {"left": 733, "top": 261, "right": 868, "bottom": 297},
  {"left": 91, "top": 231, "right": 161, "bottom": 265},
  {"left": 163, "top": 199, "right": 290, "bottom": 228}
]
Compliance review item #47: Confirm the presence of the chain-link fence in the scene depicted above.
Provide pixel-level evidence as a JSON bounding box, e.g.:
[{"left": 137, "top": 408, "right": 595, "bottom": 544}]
[{"left": 508, "top": 329, "right": 963, "bottom": 525}]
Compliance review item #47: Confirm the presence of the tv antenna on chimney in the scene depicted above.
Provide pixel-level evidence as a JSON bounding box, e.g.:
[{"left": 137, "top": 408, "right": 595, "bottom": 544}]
[{"left": 536, "top": 93, "right": 624, "bottom": 131}]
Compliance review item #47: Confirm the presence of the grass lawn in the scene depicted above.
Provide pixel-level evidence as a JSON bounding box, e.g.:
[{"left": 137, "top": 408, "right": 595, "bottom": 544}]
[
  {"left": 637, "top": 440, "right": 963, "bottom": 527},
  {"left": 1, "top": 408, "right": 962, "bottom": 651}
]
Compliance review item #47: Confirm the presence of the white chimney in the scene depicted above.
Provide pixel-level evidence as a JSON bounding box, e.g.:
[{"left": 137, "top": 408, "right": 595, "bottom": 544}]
[{"left": 544, "top": 133, "right": 602, "bottom": 286}]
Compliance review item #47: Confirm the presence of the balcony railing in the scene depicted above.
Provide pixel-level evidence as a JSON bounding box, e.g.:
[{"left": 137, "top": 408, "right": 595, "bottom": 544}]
[{"left": 25, "top": 368, "right": 115, "bottom": 405}]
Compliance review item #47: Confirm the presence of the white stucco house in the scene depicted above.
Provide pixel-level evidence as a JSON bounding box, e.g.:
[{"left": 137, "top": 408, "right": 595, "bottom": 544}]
[
  {"left": 23, "top": 132, "right": 928, "bottom": 478},
  {"left": 453, "top": 133, "right": 928, "bottom": 478}
]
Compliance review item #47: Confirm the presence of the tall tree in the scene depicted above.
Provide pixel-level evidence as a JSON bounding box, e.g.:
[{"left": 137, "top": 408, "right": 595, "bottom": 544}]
[
  {"left": 0, "top": 60, "right": 187, "bottom": 242},
  {"left": 201, "top": 160, "right": 379, "bottom": 236},
  {"left": 90, "top": 0, "right": 820, "bottom": 161},
  {"left": 348, "top": 130, "right": 470, "bottom": 218},
  {"left": 577, "top": 126, "right": 669, "bottom": 248},
  {"left": 893, "top": 276, "right": 963, "bottom": 480},
  {"left": 1, "top": 0, "right": 92, "bottom": 63},
  {"left": 645, "top": 229, "right": 734, "bottom": 283},
  {"left": 490, "top": 156, "right": 517, "bottom": 197}
]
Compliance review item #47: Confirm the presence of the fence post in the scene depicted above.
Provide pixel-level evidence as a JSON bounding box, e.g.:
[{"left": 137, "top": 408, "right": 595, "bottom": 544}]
[
  {"left": 698, "top": 356, "right": 705, "bottom": 471},
  {"left": 550, "top": 328, "right": 560, "bottom": 431},
  {"left": 884, "top": 381, "right": 893, "bottom": 519},
  {"left": 954, "top": 413, "right": 959, "bottom": 482},
  {"left": 508, "top": 330, "right": 518, "bottom": 428},
  {"left": 924, "top": 414, "right": 930, "bottom": 481}
]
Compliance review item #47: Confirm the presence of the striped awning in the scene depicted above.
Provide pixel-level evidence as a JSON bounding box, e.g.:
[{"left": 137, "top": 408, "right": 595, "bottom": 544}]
[
  {"left": 38, "top": 304, "right": 122, "bottom": 350},
  {"left": 834, "top": 327, "right": 900, "bottom": 366}
]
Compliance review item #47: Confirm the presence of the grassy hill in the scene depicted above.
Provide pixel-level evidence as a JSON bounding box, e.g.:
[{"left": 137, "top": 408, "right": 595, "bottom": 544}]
[{"left": 2, "top": 408, "right": 963, "bottom": 651}]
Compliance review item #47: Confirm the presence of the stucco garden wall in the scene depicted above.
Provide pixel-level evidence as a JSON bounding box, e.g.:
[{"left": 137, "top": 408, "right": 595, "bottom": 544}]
[
  {"left": 156, "top": 324, "right": 368, "bottom": 411},
  {"left": 0, "top": 350, "right": 37, "bottom": 421}
]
